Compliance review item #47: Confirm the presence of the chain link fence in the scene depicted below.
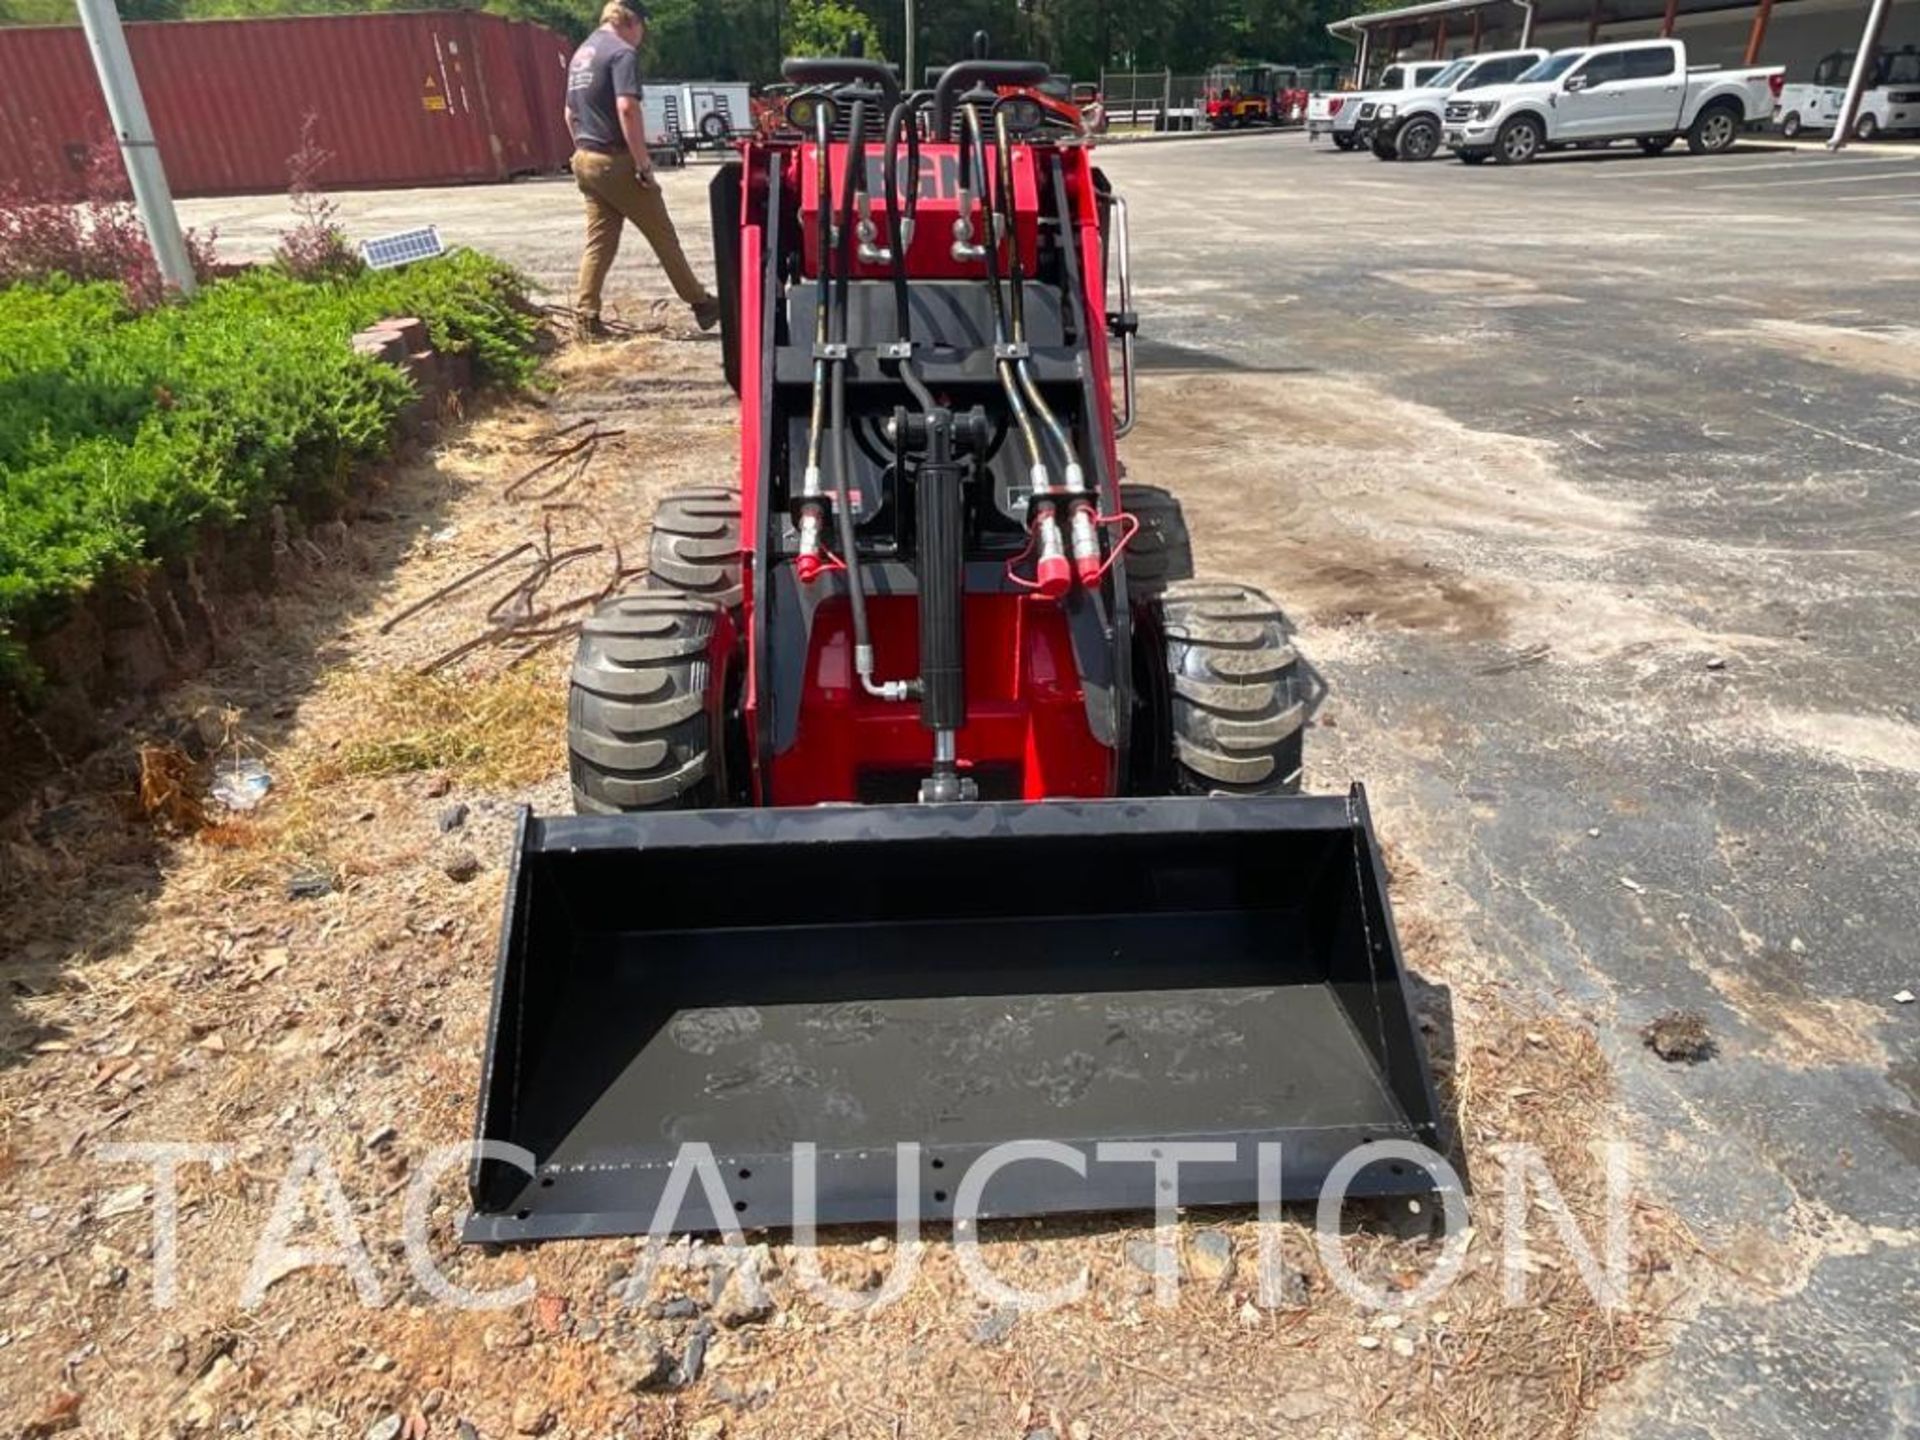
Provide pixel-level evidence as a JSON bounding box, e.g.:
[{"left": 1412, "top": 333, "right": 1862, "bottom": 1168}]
[{"left": 1096, "top": 70, "right": 1211, "bottom": 131}]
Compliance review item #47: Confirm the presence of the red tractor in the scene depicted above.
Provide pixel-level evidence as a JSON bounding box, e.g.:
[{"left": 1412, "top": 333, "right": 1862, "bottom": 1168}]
[
  {"left": 466, "top": 48, "right": 1438, "bottom": 1241},
  {"left": 1205, "top": 62, "right": 1288, "bottom": 127}
]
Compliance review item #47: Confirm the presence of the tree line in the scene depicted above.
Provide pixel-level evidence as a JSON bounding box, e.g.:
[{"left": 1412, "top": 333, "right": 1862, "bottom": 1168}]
[{"left": 0, "top": 0, "right": 1358, "bottom": 80}]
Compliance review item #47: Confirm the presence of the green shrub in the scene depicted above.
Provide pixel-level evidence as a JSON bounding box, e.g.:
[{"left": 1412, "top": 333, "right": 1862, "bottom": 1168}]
[{"left": 0, "top": 250, "right": 538, "bottom": 686}]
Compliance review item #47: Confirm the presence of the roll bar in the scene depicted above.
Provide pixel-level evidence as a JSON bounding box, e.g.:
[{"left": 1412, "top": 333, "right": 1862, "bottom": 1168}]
[
  {"left": 780, "top": 57, "right": 901, "bottom": 107},
  {"left": 933, "top": 60, "right": 1051, "bottom": 135}
]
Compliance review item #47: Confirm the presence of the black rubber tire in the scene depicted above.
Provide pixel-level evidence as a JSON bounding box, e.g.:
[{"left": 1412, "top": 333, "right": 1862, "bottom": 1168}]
[
  {"left": 646, "top": 486, "right": 744, "bottom": 610},
  {"left": 1161, "top": 581, "right": 1304, "bottom": 795},
  {"left": 1119, "top": 482, "right": 1194, "bottom": 596},
  {"left": 1855, "top": 113, "right": 1880, "bottom": 141},
  {"left": 1638, "top": 135, "right": 1676, "bottom": 154},
  {"left": 1331, "top": 133, "right": 1356, "bottom": 151},
  {"left": 1494, "top": 113, "right": 1544, "bottom": 165},
  {"left": 568, "top": 592, "right": 735, "bottom": 814},
  {"left": 1398, "top": 116, "right": 1440, "bottom": 161},
  {"left": 1780, "top": 111, "right": 1802, "bottom": 139},
  {"left": 1686, "top": 102, "right": 1740, "bottom": 154},
  {"left": 698, "top": 112, "right": 729, "bottom": 142}
]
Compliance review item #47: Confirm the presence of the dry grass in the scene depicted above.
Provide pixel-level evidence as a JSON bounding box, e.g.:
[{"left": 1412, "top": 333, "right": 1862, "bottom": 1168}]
[
  {"left": 311, "top": 665, "right": 566, "bottom": 788},
  {"left": 136, "top": 743, "right": 207, "bottom": 833}
]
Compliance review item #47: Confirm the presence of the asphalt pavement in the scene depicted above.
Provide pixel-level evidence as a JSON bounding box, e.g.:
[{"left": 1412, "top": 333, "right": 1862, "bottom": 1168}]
[{"left": 1113, "top": 132, "right": 1919, "bottom": 1440}]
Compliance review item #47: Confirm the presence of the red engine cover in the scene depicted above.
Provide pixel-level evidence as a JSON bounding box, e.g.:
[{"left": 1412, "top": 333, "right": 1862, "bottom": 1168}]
[
  {"left": 794, "top": 142, "right": 1042, "bottom": 281},
  {"left": 769, "top": 593, "right": 1111, "bottom": 804}
]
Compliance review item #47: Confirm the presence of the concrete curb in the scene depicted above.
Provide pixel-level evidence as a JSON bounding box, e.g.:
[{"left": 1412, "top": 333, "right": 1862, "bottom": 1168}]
[
  {"left": 1099, "top": 126, "right": 1305, "bottom": 145},
  {"left": 1741, "top": 136, "right": 1920, "bottom": 156}
]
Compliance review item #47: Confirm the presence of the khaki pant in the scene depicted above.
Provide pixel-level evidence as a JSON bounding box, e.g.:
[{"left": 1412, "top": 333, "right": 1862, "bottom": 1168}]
[{"left": 572, "top": 149, "right": 712, "bottom": 320}]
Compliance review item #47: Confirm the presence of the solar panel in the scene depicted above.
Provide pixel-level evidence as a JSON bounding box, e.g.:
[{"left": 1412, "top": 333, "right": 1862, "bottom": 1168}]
[{"left": 359, "top": 226, "right": 445, "bottom": 271}]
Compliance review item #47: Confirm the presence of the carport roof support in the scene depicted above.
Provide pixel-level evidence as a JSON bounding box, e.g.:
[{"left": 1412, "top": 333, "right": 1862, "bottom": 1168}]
[
  {"left": 1328, "top": 0, "right": 1513, "bottom": 38},
  {"left": 1327, "top": 0, "right": 1533, "bottom": 73},
  {"left": 1327, "top": 0, "right": 1889, "bottom": 47}
]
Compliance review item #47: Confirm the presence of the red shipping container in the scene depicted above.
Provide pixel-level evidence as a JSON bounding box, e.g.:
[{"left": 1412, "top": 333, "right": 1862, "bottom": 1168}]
[
  {"left": 512, "top": 19, "right": 576, "bottom": 173},
  {"left": 0, "top": 10, "right": 574, "bottom": 201}
]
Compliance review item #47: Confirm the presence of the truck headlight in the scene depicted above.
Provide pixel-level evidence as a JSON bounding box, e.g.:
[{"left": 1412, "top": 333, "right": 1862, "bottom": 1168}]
[
  {"left": 1472, "top": 102, "right": 1500, "bottom": 121},
  {"left": 1377, "top": 103, "right": 1398, "bottom": 119}
]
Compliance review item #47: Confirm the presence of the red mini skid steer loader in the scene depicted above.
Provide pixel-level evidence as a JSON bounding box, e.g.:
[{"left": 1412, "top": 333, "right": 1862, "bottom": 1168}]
[{"left": 465, "top": 47, "right": 1443, "bottom": 1242}]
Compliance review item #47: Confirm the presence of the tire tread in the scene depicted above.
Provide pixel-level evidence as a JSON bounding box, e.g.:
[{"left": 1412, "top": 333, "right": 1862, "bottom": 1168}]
[
  {"left": 569, "top": 591, "right": 728, "bottom": 813},
  {"left": 1162, "top": 580, "right": 1305, "bottom": 795},
  {"left": 646, "top": 486, "right": 744, "bottom": 608}
]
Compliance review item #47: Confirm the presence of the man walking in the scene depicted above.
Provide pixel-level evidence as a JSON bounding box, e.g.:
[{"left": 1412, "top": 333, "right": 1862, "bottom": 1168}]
[{"left": 566, "top": 1, "right": 719, "bottom": 336}]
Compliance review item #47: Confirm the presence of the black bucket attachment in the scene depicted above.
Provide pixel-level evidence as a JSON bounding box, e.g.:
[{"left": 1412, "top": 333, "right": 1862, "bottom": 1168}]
[{"left": 465, "top": 789, "right": 1443, "bottom": 1242}]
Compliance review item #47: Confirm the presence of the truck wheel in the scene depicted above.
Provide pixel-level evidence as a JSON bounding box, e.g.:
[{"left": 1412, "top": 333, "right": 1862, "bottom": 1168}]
[
  {"left": 1687, "top": 102, "right": 1740, "bottom": 154},
  {"left": 646, "top": 486, "right": 744, "bottom": 610},
  {"left": 1494, "top": 114, "right": 1544, "bottom": 165},
  {"left": 698, "top": 112, "right": 730, "bottom": 142},
  {"left": 1397, "top": 116, "right": 1441, "bottom": 161},
  {"left": 1638, "top": 135, "right": 1676, "bottom": 155},
  {"left": 1162, "top": 581, "right": 1304, "bottom": 796},
  {"left": 1780, "top": 111, "right": 1803, "bottom": 138},
  {"left": 1331, "top": 133, "right": 1357, "bottom": 151},
  {"left": 569, "top": 593, "right": 737, "bottom": 814},
  {"left": 1855, "top": 113, "right": 1880, "bottom": 141},
  {"left": 1118, "top": 482, "right": 1194, "bottom": 596}
]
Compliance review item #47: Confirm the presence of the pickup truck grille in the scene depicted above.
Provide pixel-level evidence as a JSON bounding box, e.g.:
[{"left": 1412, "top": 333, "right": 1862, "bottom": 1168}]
[
  {"left": 1444, "top": 100, "right": 1473, "bottom": 123},
  {"left": 1358, "top": 100, "right": 1377, "bottom": 120}
]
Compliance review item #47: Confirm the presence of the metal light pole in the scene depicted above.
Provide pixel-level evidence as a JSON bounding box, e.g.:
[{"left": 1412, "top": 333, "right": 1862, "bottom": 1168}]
[
  {"left": 904, "top": 0, "right": 915, "bottom": 88},
  {"left": 1829, "top": 0, "right": 1892, "bottom": 152},
  {"left": 74, "top": 0, "right": 196, "bottom": 296}
]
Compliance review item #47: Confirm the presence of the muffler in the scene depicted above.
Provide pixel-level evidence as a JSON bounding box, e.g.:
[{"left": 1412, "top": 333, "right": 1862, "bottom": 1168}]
[{"left": 465, "top": 789, "right": 1442, "bottom": 1242}]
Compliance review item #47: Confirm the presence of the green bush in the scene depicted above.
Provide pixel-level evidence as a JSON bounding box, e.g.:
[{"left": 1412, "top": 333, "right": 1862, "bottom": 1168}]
[{"left": 0, "top": 250, "right": 537, "bottom": 686}]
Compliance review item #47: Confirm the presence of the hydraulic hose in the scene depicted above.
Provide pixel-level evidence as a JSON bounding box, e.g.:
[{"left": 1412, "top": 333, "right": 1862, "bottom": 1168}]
[
  {"left": 962, "top": 103, "right": 1043, "bottom": 482},
  {"left": 995, "top": 106, "right": 1077, "bottom": 484},
  {"left": 834, "top": 98, "right": 866, "bottom": 345},
  {"left": 964, "top": 101, "right": 1065, "bottom": 598},
  {"left": 993, "top": 107, "right": 1096, "bottom": 586},
  {"left": 832, "top": 357, "right": 907, "bottom": 700},
  {"left": 796, "top": 102, "right": 836, "bottom": 579},
  {"left": 829, "top": 98, "right": 910, "bottom": 702},
  {"left": 882, "top": 97, "right": 936, "bottom": 414}
]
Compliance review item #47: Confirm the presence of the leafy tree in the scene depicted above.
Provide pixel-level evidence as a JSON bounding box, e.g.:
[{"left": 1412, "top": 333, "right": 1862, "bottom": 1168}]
[
  {"left": 1, "top": 0, "right": 1351, "bottom": 77},
  {"left": 784, "top": 0, "right": 882, "bottom": 59}
]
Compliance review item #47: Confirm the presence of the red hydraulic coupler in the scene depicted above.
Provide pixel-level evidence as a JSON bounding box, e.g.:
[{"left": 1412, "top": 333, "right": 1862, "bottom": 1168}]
[
  {"left": 1031, "top": 501, "right": 1071, "bottom": 600},
  {"left": 795, "top": 500, "right": 828, "bottom": 583},
  {"left": 1068, "top": 498, "right": 1102, "bottom": 590}
]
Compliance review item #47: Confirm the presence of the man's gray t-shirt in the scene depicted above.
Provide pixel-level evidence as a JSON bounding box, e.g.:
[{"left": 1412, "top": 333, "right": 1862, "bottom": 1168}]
[{"left": 567, "top": 28, "right": 641, "bottom": 153}]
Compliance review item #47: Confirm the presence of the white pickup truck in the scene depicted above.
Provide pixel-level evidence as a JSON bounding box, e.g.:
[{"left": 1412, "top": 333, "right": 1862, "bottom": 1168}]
[
  {"left": 1776, "top": 46, "right": 1920, "bottom": 140},
  {"left": 1366, "top": 48, "right": 1547, "bottom": 160},
  {"left": 1306, "top": 61, "right": 1448, "bottom": 150},
  {"left": 1441, "top": 39, "right": 1784, "bottom": 164}
]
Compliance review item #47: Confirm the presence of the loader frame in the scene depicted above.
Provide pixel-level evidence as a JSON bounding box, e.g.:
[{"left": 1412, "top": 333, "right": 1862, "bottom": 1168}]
[{"left": 462, "top": 48, "right": 1450, "bottom": 1245}]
